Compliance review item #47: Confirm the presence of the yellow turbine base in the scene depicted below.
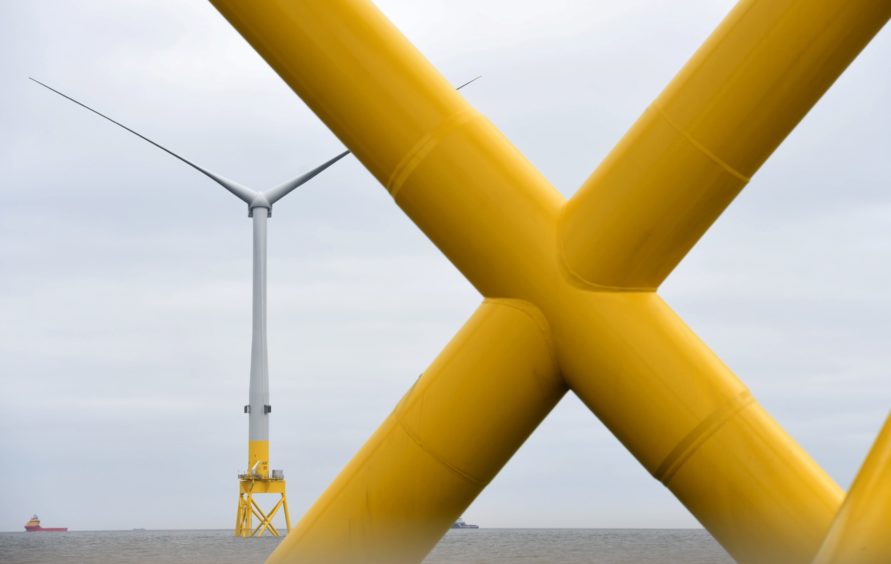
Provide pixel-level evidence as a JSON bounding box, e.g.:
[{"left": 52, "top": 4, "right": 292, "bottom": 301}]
[
  {"left": 248, "top": 440, "right": 270, "bottom": 478},
  {"left": 235, "top": 477, "right": 291, "bottom": 538}
]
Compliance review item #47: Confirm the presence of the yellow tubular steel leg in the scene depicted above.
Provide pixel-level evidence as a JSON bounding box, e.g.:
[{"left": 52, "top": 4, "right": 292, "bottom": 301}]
[
  {"left": 234, "top": 495, "right": 243, "bottom": 535},
  {"left": 559, "top": 0, "right": 891, "bottom": 290},
  {"left": 553, "top": 291, "right": 842, "bottom": 562},
  {"left": 813, "top": 412, "right": 891, "bottom": 564},
  {"left": 210, "top": 0, "right": 566, "bottom": 299},
  {"left": 281, "top": 494, "right": 291, "bottom": 533},
  {"left": 267, "top": 300, "right": 564, "bottom": 564},
  {"left": 240, "top": 492, "right": 253, "bottom": 537}
]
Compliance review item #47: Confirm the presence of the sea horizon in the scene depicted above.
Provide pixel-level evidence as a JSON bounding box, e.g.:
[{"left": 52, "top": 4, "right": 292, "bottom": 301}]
[
  {"left": 2, "top": 526, "right": 712, "bottom": 533},
  {"left": 0, "top": 528, "right": 733, "bottom": 563}
]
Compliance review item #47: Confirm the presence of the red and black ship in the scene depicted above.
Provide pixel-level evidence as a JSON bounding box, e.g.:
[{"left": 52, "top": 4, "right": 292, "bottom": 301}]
[{"left": 24, "top": 515, "right": 67, "bottom": 532}]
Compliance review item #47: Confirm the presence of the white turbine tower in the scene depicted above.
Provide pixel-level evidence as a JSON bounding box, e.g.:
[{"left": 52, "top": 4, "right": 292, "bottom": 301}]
[{"left": 31, "top": 74, "right": 480, "bottom": 536}]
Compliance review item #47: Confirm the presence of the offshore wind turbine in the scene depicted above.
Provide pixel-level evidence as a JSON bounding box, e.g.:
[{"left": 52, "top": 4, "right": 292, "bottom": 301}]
[
  {"left": 31, "top": 75, "right": 480, "bottom": 537},
  {"left": 31, "top": 77, "right": 348, "bottom": 536}
]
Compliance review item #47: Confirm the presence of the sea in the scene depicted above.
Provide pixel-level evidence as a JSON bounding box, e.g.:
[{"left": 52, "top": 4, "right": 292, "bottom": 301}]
[{"left": 0, "top": 529, "right": 733, "bottom": 563}]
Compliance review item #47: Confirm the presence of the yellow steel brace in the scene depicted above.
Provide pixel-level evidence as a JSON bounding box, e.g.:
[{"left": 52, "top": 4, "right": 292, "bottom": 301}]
[
  {"left": 814, "top": 412, "right": 891, "bottom": 563},
  {"left": 235, "top": 478, "right": 288, "bottom": 538}
]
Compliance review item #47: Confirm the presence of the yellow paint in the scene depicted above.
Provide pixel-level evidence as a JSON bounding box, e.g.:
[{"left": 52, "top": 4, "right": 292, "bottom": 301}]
[
  {"left": 235, "top": 481, "right": 290, "bottom": 538},
  {"left": 248, "top": 439, "right": 269, "bottom": 478},
  {"left": 240, "top": 479, "right": 286, "bottom": 495},
  {"left": 266, "top": 299, "right": 564, "bottom": 563},
  {"left": 813, "top": 412, "right": 891, "bottom": 564},
  {"left": 560, "top": 0, "right": 891, "bottom": 290},
  {"left": 209, "top": 0, "right": 891, "bottom": 562},
  {"left": 234, "top": 440, "right": 290, "bottom": 536}
]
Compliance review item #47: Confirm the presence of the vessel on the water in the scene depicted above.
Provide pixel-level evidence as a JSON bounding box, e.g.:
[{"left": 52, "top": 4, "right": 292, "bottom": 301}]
[
  {"left": 451, "top": 517, "right": 479, "bottom": 529},
  {"left": 24, "top": 515, "right": 67, "bottom": 532}
]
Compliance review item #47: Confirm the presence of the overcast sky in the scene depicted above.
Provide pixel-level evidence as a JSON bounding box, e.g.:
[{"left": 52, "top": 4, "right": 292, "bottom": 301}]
[{"left": 1, "top": 0, "right": 889, "bottom": 533}]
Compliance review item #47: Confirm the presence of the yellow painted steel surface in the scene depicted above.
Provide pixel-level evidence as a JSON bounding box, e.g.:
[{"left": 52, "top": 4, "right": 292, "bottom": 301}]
[
  {"left": 267, "top": 299, "right": 564, "bottom": 563},
  {"left": 560, "top": 0, "right": 891, "bottom": 290},
  {"left": 236, "top": 440, "right": 290, "bottom": 536},
  {"left": 240, "top": 479, "right": 286, "bottom": 495},
  {"left": 208, "top": 0, "right": 890, "bottom": 562},
  {"left": 554, "top": 291, "right": 842, "bottom": 563},
  {"left": 235, "top": 480, "right": 290, "bottom": 538},
  {"left": 248, "top": 439, "right": 269, "bottom": 477},
  {"left": 813, "top": 413, "right": 891, "bottom": 564}
]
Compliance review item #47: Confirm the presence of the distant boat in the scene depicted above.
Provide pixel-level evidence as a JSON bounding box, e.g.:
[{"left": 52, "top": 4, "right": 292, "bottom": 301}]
[
  {"left": 450, "top": 517, "right": 479, "bottom": 529},
  {"left": 24, "top": 515, "right": 68, "bottom": 533}
]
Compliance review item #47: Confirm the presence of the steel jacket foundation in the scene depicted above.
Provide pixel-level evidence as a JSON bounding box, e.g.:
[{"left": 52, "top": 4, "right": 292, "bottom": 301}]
[{"left": 209, "top": 0, "right": 891, "bottom": 562}]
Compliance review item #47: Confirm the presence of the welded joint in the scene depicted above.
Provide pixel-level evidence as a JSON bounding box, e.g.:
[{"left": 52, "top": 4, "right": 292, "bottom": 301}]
[
  {"left": 385, "top": 109, "right": 480, "bottom": 198},
  {"left": 483, "top": 297, "right": 562, "bottom": 382},
  {"left": 651, "top": 102, "right": 751, "bottom": 184},
  {"left": 554, "top": 215, "right": 659, "bottom": 293},
  {"left": 395, "top": 416, "right": 484, "bottom": 486},
  {"left": 652, "top": 389, "right": 754, "bottom": 485}
]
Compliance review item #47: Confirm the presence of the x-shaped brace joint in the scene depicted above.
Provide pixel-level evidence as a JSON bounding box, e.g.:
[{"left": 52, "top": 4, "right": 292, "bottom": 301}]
[{"left": 211, "top": 0, "right": 891, "bottom": 562}]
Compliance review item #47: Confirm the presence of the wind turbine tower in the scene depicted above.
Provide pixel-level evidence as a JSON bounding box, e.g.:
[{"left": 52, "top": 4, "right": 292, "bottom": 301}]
[{"left": 31, "top": 78, "right": 348, "bottom": 537}]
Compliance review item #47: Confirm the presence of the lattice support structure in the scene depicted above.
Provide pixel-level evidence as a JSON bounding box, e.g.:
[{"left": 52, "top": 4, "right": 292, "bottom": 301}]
[
  {"left": 209, "top": 0, "right": 891, "bottom": 562},
  {"left": 234, "top": 475, "right": 291, "bottom": 538}
]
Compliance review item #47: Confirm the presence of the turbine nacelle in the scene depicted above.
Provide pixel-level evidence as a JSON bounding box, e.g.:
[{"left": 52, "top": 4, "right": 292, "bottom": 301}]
[
  {"left": 248, "top": 192, "right": 271, "bottom": 216},
  {"left": 211, "top": 149, "right": 351, "bottom": 216}
]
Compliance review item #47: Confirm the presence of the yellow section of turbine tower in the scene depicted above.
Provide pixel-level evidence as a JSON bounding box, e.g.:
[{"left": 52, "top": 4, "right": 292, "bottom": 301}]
[
  {"left": 235, "top": 440, "right": 290, "bottom": 537},
  {"left": 208, "top": 0, "right": 891, "bottom": 562},
  {"left": 248, "top": 440, "right": 270, "bottom": 478}
]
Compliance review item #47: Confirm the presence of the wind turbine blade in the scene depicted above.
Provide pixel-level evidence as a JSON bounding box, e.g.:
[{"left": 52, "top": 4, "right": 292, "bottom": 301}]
[
  {"left": 263, "top": 76, "right": 481, "bottom": 204},
  {"left": 30, "top": 77, "right": 256, "bottom": 204},
  {"left": 264, "top": 150, "right": 351, "bottom": 205},
  {"left": 455, "top": 75, "right": 482, "bottom": 91}
]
